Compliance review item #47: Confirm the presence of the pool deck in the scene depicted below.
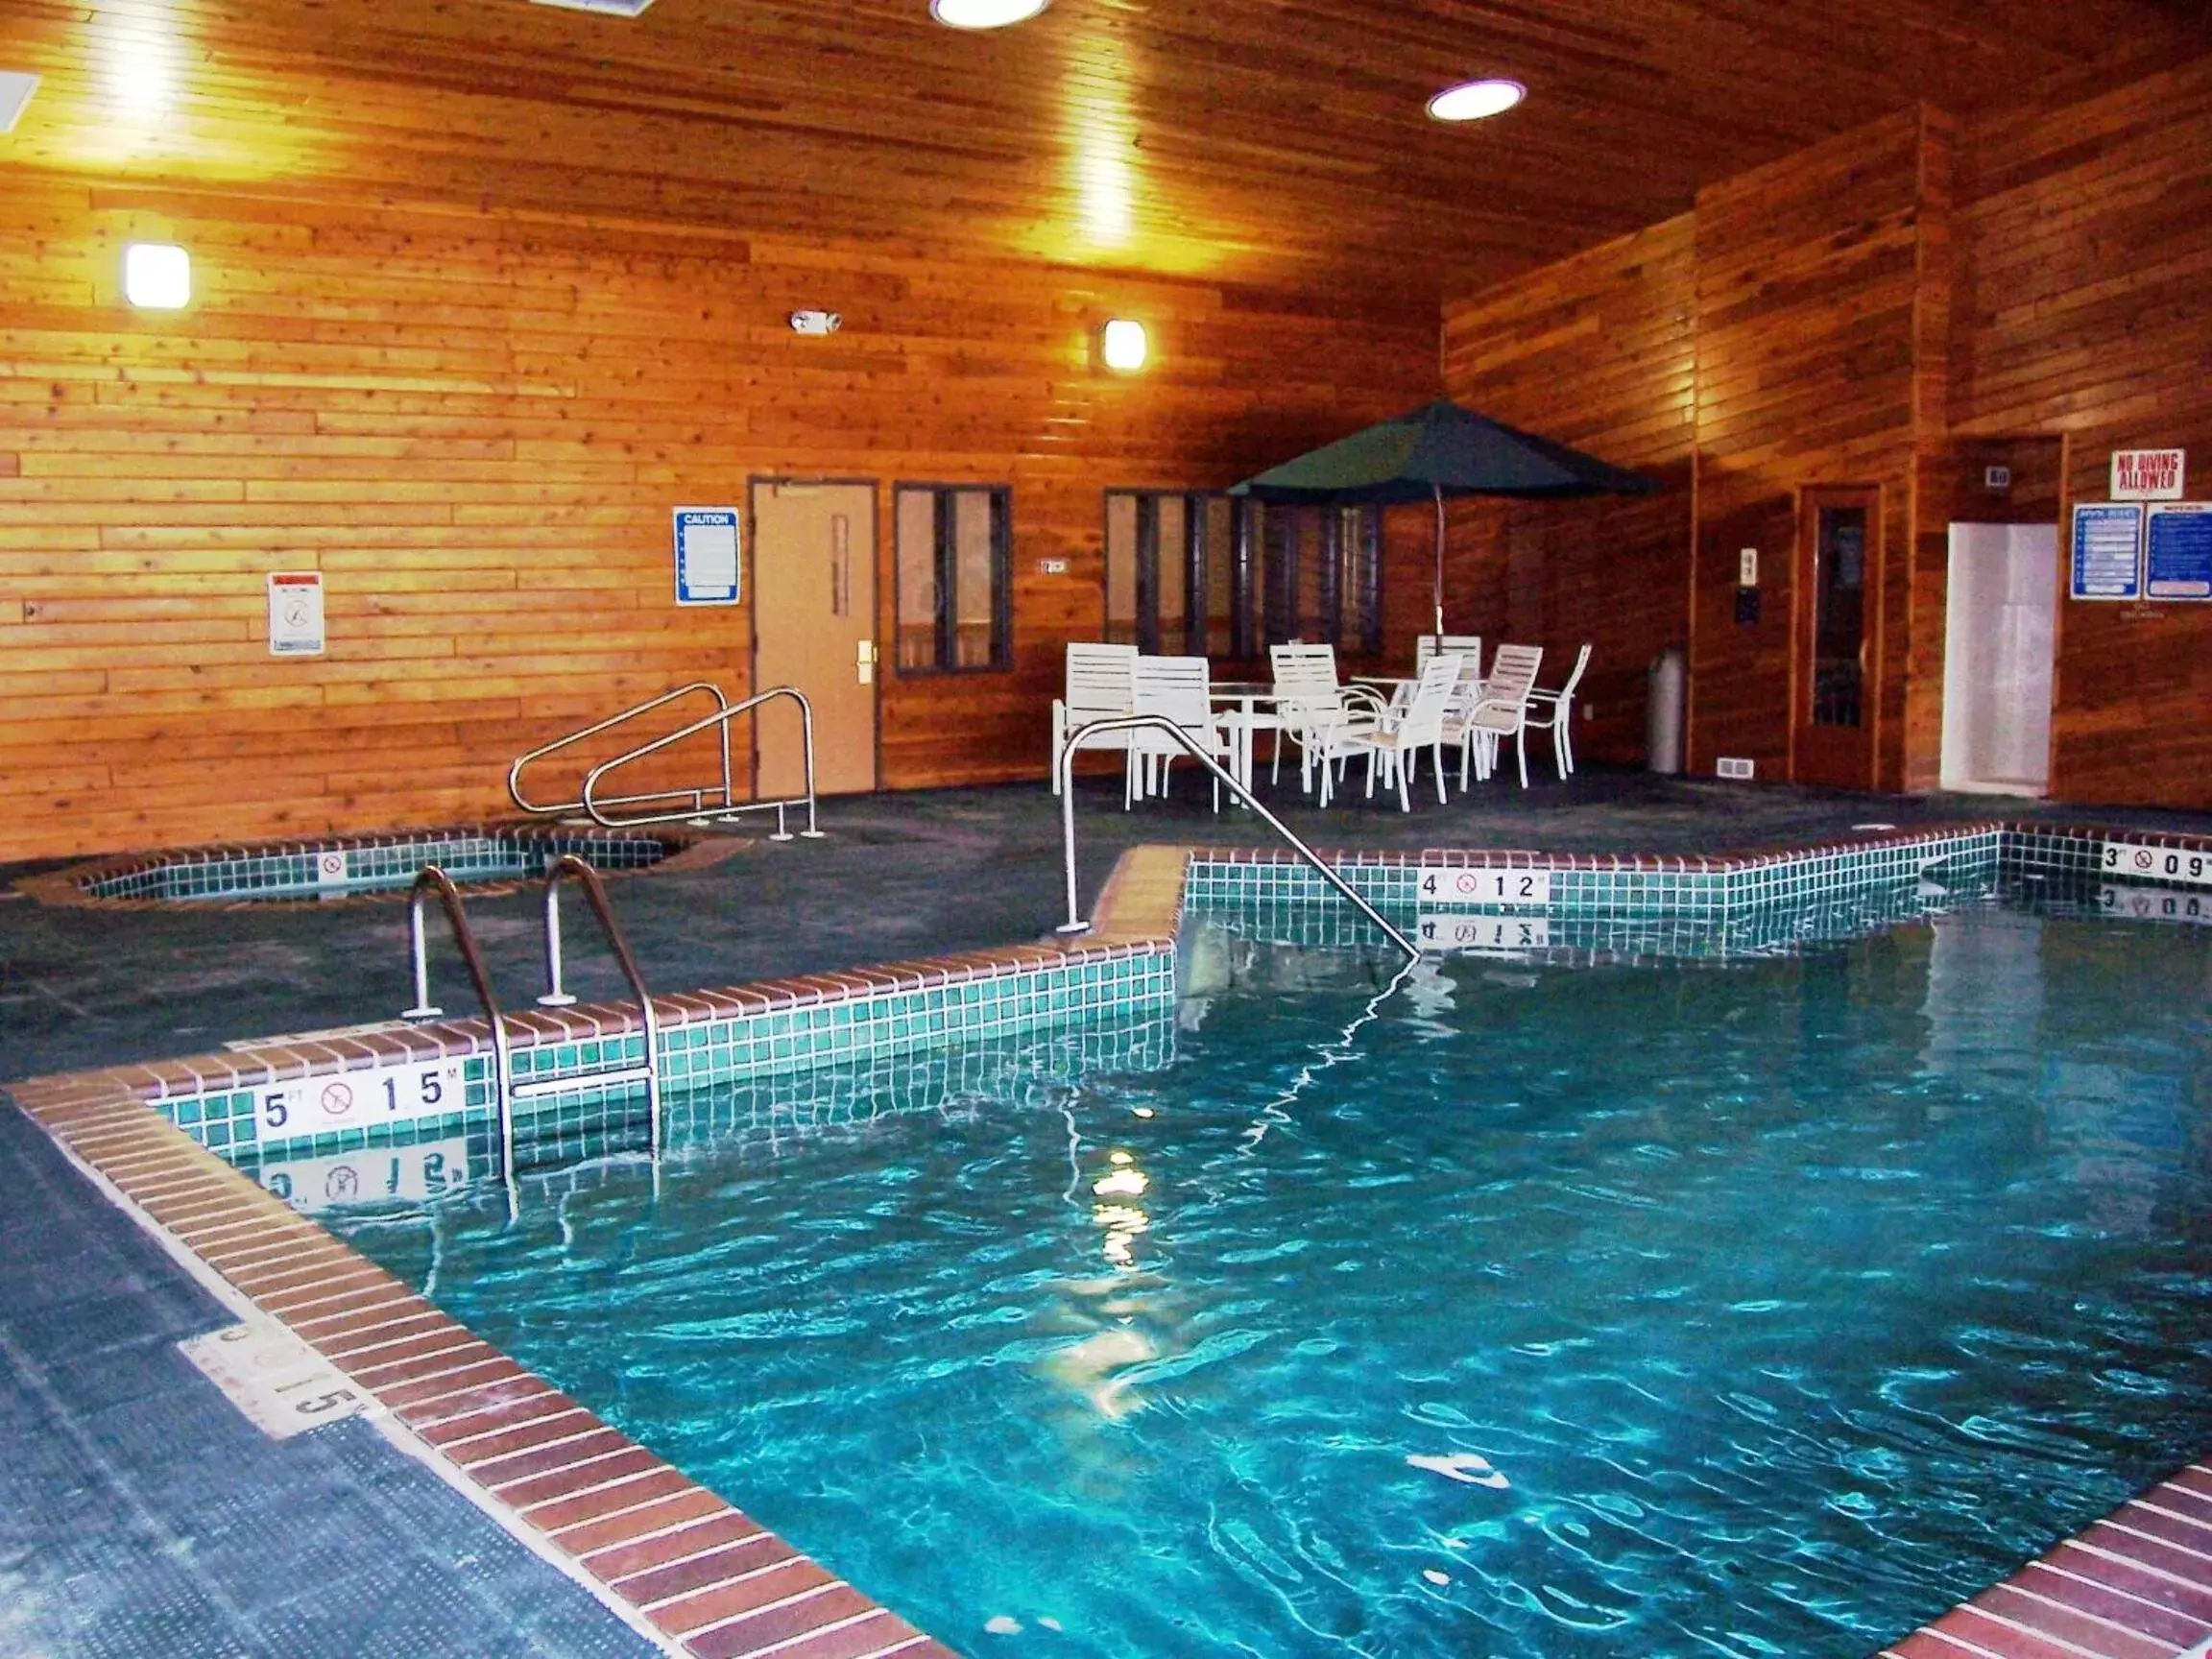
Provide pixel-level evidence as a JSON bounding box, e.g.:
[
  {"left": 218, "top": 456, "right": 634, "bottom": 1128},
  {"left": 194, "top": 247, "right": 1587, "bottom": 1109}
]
[{"left": 6, "top": 769, "right": 2212, "bottom": 1658}]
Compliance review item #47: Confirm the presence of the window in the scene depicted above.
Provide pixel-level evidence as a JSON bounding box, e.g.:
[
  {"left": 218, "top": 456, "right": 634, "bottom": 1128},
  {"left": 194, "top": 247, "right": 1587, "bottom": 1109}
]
[
  {"left": 1808, "top": 500, "right": 1868, "bottom": 728},
  {"left": 1251, "top": 500, "right": 1382, "bottom": 656},
  {"left": 1103, "top": 491, "right": 1236, "bottom": 656},
  {"left": 894, "top": 485, "right": 1012, "bottom": 671},
  {"left": 1104, "top": 493, "right": 1381, "bottom": 661}
]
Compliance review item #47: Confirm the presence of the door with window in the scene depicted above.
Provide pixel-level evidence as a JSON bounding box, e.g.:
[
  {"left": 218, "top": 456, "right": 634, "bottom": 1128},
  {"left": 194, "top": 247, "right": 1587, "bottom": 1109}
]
[
  {"left": 1791, "top": 485, "right": 1880, "bottom": 788},
  {"left": 752, "top": 480, "right": 878, "bottom": 799}
]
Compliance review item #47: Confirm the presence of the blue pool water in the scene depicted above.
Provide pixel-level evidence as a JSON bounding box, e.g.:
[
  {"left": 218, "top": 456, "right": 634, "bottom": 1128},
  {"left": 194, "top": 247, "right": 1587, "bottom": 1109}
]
[{"left": 329, "top": 903, "right": 2212, "bottom": 1658}]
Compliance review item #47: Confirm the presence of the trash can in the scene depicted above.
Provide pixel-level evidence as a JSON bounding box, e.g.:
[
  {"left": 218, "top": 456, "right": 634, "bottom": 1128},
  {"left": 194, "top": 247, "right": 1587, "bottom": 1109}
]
[{"left": 1647, "top": 645, "right": 1686, "bottom": 775}]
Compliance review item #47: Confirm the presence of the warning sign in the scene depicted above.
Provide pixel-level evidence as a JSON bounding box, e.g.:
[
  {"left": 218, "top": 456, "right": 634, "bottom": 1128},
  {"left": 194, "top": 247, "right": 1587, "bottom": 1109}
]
[
  {"left": 266, "top": 571, "right": 325, "bottom": 657},
  {"left": 2109, "top": 448, "right": 2185, "bottom": 501}
]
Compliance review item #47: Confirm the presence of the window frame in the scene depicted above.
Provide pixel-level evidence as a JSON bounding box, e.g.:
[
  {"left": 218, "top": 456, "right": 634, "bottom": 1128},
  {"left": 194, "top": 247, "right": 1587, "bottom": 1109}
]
[
  {"left": 892, "top": 482, "right": 1014, "bottom": 675},
  {"left": 1102, "top": 488, "right": 1230, "bottom": 657},
  {"left": 1101, "top": 492, "right": 1382, "bottom": 661}
]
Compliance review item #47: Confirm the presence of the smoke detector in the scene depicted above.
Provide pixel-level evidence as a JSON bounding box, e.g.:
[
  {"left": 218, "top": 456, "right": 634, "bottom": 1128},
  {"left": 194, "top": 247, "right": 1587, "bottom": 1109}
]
[
  {"left": 530, "top": 0, "right": 657, "bottom": 16},
  {"left": 789, "top": 309, "right": 842, "bottom": 336}
]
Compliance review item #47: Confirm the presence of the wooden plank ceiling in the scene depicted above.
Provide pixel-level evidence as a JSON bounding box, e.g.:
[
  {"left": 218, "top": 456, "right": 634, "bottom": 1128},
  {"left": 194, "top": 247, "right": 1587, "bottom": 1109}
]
[{"left": 0, "top": 0, "right": 2204, "bottom": 306}]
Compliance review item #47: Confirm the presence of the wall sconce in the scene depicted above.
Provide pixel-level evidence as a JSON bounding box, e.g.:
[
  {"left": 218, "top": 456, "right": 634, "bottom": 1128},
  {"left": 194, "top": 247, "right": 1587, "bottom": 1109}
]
[
  {"left": 124, "top": 242, "right": 191, "bottom": 309},
  {"left": 1101, "top": 318, "right": 1148, "bottom": 373}
]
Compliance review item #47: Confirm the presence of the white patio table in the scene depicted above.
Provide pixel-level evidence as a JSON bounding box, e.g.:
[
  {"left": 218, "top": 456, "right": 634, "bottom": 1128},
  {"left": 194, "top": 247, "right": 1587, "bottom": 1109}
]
[{"left": 1207, "top": 681, "right": 1282, "bottom": 799}]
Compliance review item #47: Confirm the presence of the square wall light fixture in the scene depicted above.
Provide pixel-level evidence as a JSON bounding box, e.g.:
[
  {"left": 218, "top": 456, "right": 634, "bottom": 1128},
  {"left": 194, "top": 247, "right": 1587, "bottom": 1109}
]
[
  {"left": 124, "top": 242, "right": 191, "bottom": 309},
  {"left": 1102, "top": 318, "right": 1148, "bottom": 373}
]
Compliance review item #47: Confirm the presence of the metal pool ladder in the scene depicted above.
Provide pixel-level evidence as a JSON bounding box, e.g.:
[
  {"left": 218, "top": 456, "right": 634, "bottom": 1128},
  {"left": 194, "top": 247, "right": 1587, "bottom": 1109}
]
[
  {"left": 507, "top": 681, "right": 826, "bottom": 841},
  {"left": 401, "top": 860, "right": 664, "bottom": 1193},
  {"left": 1054, "top": 714, "right": 1418, "bottom": 961}
]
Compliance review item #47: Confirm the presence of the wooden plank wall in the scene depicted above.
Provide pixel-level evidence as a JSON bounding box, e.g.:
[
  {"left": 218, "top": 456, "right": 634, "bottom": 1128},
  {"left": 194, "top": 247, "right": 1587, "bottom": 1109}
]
[
  {"left": 1435, "top": 216, "right": 1697, "bottom": 768},
  {"left": 0, "top": 178, "right": 1434, "bottom": 862},
  {"left": 1952, "top": 56, "right": 2212, "bottom": 809},
  {"left": 1688, "top": 108, "right": 1936, "bottom": 788},
  {"left": 1435, "top": 57, "right": 2212, "bottom": 808},
  {"left": 1435, "top": 113, "right": 1938, "bottom": 784}
]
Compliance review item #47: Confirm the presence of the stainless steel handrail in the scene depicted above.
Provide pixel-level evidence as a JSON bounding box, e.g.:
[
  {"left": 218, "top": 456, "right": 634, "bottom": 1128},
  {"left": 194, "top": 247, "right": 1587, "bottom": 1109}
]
[
  {"left": 508, "top": 682, "right": 732, "bottom": 819},
  {"left": 581, "top": 685, "right": 824, "bottom": 841},
  {"left": 1054, "top": 714, "right": 1419, "bottom": 961},
  {"left": 536, "top": 854, "right": 664, "bottom": 1163},
  {"left": 400, "top": 867, "right": 519, "bottom": 1190}
]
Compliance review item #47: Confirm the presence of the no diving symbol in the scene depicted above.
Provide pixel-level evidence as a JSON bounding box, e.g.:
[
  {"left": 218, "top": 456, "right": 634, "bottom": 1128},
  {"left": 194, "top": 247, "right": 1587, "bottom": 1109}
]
[
  {"left": 2134, "top": 850, "right": 2154, "bottom": 871},
  {"left": 318, "top": 852, "right": 346, "bottom": 880},
  {"left": 320, "top": 1081, "right": 355, "bottom": 1117}
]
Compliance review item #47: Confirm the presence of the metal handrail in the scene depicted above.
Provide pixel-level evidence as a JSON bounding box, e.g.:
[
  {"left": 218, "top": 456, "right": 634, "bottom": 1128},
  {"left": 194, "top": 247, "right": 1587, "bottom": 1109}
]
[
  {"left": 400, "top": 867, "right": 519, "bottom": 1190},
  {"left": 537, "top": 854, "right": 664, "bottom": 1162},
  {"left": 1054, "top": 715, "right": 1418, "bottom": 961},
  {"left": 581, "top": 685, "right": 824, "bottom": 841},
  {"left": 508, "top": 682, "right": 732, "bottom": 820}
]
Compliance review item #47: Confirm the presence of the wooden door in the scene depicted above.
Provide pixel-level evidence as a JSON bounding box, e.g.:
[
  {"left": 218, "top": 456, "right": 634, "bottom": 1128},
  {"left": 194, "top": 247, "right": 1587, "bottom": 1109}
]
[
  {"left": 1791, "top": 485, "right": 1881, "bottom": 789},
  {"left": 752, "top": 480, "right": 878, "bottom": 798}
]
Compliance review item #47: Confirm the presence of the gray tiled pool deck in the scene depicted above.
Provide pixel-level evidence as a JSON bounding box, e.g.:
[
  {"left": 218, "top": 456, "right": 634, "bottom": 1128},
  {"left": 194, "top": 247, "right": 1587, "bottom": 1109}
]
[
  {"left": 6, "top": 770, "right": 2211, "bottom": 1658},
  {"left": 0, "top": 1102, "right": 660, "bottom": 1659}
]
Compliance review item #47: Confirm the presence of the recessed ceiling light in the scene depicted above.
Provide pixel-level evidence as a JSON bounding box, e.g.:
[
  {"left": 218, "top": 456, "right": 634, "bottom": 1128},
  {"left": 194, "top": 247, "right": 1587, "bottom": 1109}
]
[
  {"left": 1427, "top": 79, "right": 1527, "bottom": 123},
  {"left": 530, "top": 0, "right": 657, "bottom": 15},
  {"left": 930, "top": 0, "right": 1048, "bottom": 29}
]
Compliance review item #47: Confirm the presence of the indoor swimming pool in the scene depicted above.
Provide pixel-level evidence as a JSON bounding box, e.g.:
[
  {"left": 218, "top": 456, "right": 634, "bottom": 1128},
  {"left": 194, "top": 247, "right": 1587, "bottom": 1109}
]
[{"left": 310, "top": 897, "right": 2212, "bottom": 1658}]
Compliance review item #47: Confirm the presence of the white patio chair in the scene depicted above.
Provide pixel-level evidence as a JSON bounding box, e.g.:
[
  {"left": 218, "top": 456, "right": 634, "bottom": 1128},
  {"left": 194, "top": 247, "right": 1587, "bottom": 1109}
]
[
  {"left": 1269, "top": 642, "right": 1386, "bottom": 793},
  {"left": 1415, "top": 634, "right": 1482, "bottom": 675},
  {"left": 1399, "top": 635, "right": 1480, "bottom": 713},
  {"left": 1449, "top": 642, "right": 1545, "bottom": 788},
  {"left": 1310, "top": 653, "right": 1463, "bottom": 811},
  {"left": 1440, "top": 644, "right": 1487, "bottom": 737},
  {"left": 1522, "top": 642, "right": 1592, "bottom": 779},
  {"left": 1051, "top": 642, "right": 1137, "bottom": 795},
  {"left": 1126, "top": 655, "right": 1234, "bottom": 810}
]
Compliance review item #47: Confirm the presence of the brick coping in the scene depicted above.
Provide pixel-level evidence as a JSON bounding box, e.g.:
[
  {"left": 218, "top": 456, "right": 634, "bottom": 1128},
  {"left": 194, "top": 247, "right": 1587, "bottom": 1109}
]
[{"left": 9, "top": 822, "right": 2212, "bottom": 1658}]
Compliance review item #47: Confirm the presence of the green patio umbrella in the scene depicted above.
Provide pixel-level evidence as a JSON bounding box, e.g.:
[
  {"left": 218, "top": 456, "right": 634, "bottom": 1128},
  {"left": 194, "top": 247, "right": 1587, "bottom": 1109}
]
[{"left": 1230, "top": 398, "right": 1660, "bottom": 637}]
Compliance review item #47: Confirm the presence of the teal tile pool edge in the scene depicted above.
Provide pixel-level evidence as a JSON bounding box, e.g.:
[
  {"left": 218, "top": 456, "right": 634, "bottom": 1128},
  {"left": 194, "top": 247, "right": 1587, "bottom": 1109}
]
[
  {"left": 138, "top": 820, "right": 2212, "bottom": 1162},
  {"left": 144, "top": 939, "right": 1176, "bottom": 1164},
  {"left": 1183, "top": 821, "right": 2011, "bottom": 919}
]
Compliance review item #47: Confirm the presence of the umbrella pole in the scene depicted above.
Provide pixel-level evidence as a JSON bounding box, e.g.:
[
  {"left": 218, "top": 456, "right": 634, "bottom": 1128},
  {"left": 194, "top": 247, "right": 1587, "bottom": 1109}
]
[{"left": 1431, "top": 483, "right": 1445, "bottom": 637}]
